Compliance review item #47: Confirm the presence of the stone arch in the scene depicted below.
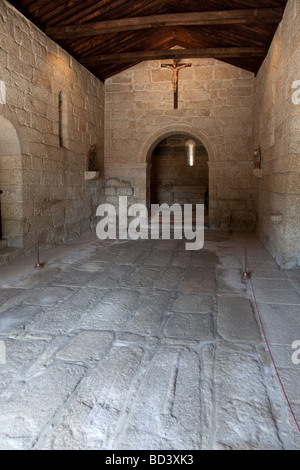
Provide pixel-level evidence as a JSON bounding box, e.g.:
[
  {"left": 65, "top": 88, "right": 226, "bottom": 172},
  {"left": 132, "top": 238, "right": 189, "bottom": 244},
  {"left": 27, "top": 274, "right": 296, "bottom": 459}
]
[
  {"left": 140, "top": 124, "right": 216, "bottom": 226},
  {"left": 140, "top": 124, "right": 216, "bottom": 164},
  {"left": 0, "top": 116, "right": 24, "bottom": 248}
]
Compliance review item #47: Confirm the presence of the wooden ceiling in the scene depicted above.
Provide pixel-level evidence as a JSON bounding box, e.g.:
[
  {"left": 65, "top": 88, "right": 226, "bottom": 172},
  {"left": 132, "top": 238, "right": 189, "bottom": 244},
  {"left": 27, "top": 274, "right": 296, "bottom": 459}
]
[{"left": 8, "top": 0, "right": 288, "bottom": 81}]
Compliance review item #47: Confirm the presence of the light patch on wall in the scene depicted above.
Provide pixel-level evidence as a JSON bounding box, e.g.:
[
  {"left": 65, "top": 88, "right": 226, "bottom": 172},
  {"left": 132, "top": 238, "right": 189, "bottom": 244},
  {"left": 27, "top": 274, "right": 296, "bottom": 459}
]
[
  {"left": 0, "top": 81, "right": 6, "bottom": 104},
  {"left": 185, "top": 139, "right": 196, "bottom": 167}
]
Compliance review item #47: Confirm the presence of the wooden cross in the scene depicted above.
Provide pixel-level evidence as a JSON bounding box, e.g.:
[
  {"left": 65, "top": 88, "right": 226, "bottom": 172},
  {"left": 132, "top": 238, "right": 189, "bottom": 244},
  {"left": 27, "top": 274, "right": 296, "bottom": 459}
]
[{"left": 161, "top": 60, "right": 192, "bottom": 109}]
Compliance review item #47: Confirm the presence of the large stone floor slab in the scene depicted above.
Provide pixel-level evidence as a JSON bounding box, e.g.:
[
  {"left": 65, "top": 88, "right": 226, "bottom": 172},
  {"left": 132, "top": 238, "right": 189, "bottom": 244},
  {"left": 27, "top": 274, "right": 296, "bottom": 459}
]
[
  {"left": 217, "top": 296, "right": 261, "bottom": 343},
  {"left": 0, "top": 231, "right": 299, "bottom": 450}
]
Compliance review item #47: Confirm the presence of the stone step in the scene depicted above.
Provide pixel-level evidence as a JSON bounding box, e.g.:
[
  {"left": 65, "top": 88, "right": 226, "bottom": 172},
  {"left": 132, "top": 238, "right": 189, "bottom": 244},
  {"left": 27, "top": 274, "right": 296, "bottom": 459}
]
[
  {"left": 0, "top": 243, "right": 23, "bottom": 267},
  {"left": 0, "top": 239, "right": 7, "bottom": 249}
]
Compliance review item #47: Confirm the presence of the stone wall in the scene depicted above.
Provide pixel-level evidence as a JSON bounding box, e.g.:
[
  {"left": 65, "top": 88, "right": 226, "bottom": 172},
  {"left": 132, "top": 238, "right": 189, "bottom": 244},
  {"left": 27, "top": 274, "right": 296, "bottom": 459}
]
[
  {"left": 0, "top": 0, "right": 105, "bottom": 249},
  {"left": 3, "top": 0, "right": 298, "bottom": 270},
  {"left": 105, "top": 57, "right": 256, "bottom": 230},
  {"left": 253, "top": 0, "right": 300, "bottom": 268}
]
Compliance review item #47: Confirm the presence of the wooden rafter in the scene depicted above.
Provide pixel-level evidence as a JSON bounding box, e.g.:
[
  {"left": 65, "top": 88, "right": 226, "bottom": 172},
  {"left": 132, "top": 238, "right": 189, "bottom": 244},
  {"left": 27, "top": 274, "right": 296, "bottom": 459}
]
[
  {"left": 81, "top": 47, "right": 266, "bottom": 66},
  {"left": 7, "top": 0, "right": 288, "bottom": 79},
  {"left": 46, "top": 8, "right": 283, "bottom": 39}
]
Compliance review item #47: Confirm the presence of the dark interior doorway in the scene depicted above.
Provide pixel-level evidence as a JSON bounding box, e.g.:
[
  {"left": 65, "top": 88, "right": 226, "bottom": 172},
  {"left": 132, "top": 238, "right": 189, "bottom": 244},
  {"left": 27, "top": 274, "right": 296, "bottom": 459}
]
[{"left": 150, "top": 134, "right": 209, "bottom": 223}]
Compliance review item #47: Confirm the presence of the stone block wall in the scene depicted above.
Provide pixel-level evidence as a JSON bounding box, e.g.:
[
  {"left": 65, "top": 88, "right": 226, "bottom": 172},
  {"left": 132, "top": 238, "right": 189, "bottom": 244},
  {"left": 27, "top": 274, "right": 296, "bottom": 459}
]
[
  {"left": 253, "top": 0, "right": 300, "bottom": 268},
  {"left": 105, "top": 57, "right": 256, "bottom": 231},
  {"left": 0, "top": 0, "right": 105, "bottom": 248},
  {"left": 2, "top": 0, "right": 297, "bottom": 270}
]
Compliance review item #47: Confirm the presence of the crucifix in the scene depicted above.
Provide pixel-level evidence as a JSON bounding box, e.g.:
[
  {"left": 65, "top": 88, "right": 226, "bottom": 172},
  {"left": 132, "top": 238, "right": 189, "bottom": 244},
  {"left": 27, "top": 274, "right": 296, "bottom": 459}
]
[{"left": 161, "top": 60, "right": 192, "bottom": 109}]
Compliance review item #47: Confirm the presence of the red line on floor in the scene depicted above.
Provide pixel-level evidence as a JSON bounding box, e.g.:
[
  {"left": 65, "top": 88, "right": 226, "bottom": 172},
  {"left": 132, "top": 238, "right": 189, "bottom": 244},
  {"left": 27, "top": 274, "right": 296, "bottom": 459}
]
[{"left": 246, "top": 250, "right": 300, "bottom": 435}]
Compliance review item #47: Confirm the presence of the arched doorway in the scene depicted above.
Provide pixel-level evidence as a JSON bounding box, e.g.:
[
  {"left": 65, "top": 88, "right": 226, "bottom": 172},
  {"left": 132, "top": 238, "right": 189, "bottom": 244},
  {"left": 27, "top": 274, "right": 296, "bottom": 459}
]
[
  {"left": 149, "top": 133, "right": 209, "bottom": 225},
  {"left": 140, "top": 124, "right": 216, "bottom": 229},
  {"left": 0, "top": 116, "right": 24, "bottom": 248}
]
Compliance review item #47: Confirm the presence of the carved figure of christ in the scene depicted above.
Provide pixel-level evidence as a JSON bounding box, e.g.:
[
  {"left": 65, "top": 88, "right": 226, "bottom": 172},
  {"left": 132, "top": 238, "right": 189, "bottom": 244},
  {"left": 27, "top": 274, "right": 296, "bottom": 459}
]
[{"left": 161, "top": 62, "right": 192, "bottom": 109}]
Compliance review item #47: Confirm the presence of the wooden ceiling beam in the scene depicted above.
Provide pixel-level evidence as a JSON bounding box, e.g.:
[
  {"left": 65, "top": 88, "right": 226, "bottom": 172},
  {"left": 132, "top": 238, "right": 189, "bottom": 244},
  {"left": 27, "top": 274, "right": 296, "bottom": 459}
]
[
  {"left": 46, "top": 8, "right": 283, "bottom": 39},
  {"left": 81, "top": 47, "right": 266, "bottom": 66}
]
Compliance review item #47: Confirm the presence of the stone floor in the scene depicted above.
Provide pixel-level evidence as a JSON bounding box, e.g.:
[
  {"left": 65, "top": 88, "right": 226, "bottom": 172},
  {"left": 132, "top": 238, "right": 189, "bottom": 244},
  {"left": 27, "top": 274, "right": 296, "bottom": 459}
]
[{"left": 0, "top": 230, "right": 299, "bottom": 450}]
